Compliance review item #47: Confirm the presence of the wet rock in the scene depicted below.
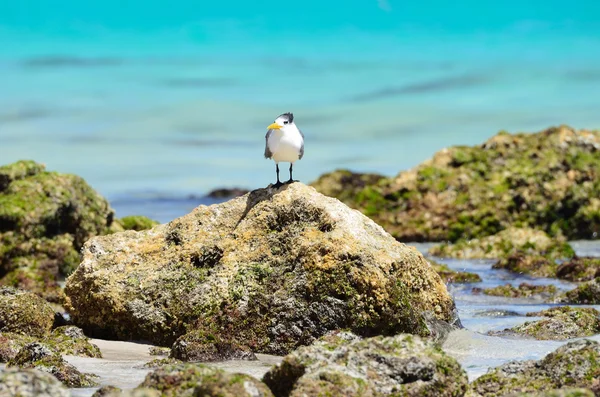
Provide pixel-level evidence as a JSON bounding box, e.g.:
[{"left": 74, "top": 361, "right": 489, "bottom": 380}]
[
  {"left": 310, "top": 169, "right": 386, "bottom": 210},
  {"left": 556, "top": 256, "right": 600, "bottom": 281},
  {"left": 143, "top": 357, "right": 182, "bottom": 368},
  {"left": 206, "top": 187, "right": 250, "bottom": 199},
  {"left": 92, "top": 385, "right": 123, "bottom": 396},
  {"left": 0, "top": 287, "right": 55, "bottom": 337},
  {"left": 506, "top": 389, "right": 595, "bottom": 397},
  {"left": 429, "top": 227, "right": 574, "bottom": 262},
  {"left": 428, "top": 259, "right": 482, "bottom": 283},
  {"left": 474, "top": 283, "right": 557, "bottom": 299},
  {"left": 114, "top": 216, "right": 159, "bottom": 232},
  {"left": 492, "top": 252, "right": 558, "bottom": 278},
  {"left": 473, "top": 310, "right": 522, "bottom": 317},
  {"left": 148, "top": 346, "right": 170, "bottom": 356},
  {"left": 139, "top": 362, "right": 270, "bottom": 396},
  {"left": 93, "top": 386, "right": 162, "bottom": 397},
  {"left": 471, "top": 339, "right": 600, "bottom": 396},
  {"left": 65, "top": 183, "right": 457, "bottom": 352},
  {"left": 556, "top": 277, "right": 600, "bottom": 304},
  {"left": 171, "top": 329, "right": 257, "bottom": 362},
  {"left": 312, "top": 126, "right": 600, "bottom": 242},
  {"left": 0, "top": 160, "right": 115, "bottom": 301},
  {"left": 48, "top": 326, "right": 102, "bottom": 358},
  {"left": 490, "top": 307, "right": 600, "bottom": 340},
  {"left": 262, "top": 333, "right": 468, "bottom": 397},
  {"left": 0, "top": 332, "right": 35, "bottom": 362},
  {"left": 7, "top": 342, "right": 99, "bottom": 387},
  {"left": 0, "top": 367, "right": 70, "bottom": 397}
]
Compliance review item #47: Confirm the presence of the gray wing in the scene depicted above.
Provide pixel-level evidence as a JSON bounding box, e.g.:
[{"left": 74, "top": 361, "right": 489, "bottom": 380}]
[
  {"left": 299, "top": 129, "right": 305, "bottom": 159},
  {"left": 264, "top": 129, "right": 274, "bottom": 159}
]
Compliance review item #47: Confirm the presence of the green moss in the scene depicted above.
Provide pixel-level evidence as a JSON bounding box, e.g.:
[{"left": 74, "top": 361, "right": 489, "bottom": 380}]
[
  {"left": 429, "top": 260, "right": 482, "bottom": 283},
  {"left": 118, "top": 216, "right": 159, "bottom": 231},
  {"left": 0, "top": 287, "right": 55, "bottom": 337},
  {"left": 480, "top": 283, "right": 557, "bottom": 299}
]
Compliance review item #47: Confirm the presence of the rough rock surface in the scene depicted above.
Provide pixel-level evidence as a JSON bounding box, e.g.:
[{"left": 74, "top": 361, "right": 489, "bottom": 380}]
[
  {"left": 556, "top": 257, "right": 600, "bottom": 281},
  {"left": 139, "top": 363, "right": 271, "bottom": 397},
  {"left": 0, "top": 287, "right": 55, "bottom": 337},
  {"left": 429, "top": 227, "right": 574, "bottom": 261},
  {"left": 0, "top": 160, "right": 115, "bottom": 301},
  {"left": 473, "top": 283, "right": 557, "bottom": 300},
  {"left": 262, "top": 332, "right": 468, "bottom": 397},
  {"left": 557, "top": 278, "right": 600, "bottom": 304},
  {"left": 471, "top": 339, "right": 600, "bottom": 396},
  {"left": 428, "top": 259, "right": 481, "bottom": 283},
  {"left": 0, "top": 332, "right": 35, "bottom": 362},
  {"left": 111, "top": 216, "right": 160, "bottom": 233},
  {"left": 7, "top": 342, "right": 99, "bottom": 387},
  {"left": 490, "top": 307, "right": 600, "bottom": 340},
  {"left": 507, "top": 389, "right": 595, "bottom": 397},
  {"left": 65, "top": 183, "right": 457, "bottom": 351},
  {"left": 0, "top": 368, "right": 70, "bottom": 397},
  {"left": 171, "top": 329, "right": 257, "bottom": 362},
  {"left": 312, "top": 126, "right": 600, "bottom": 242}
]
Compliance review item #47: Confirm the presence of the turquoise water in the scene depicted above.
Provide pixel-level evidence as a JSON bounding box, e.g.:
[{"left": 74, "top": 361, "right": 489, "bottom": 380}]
[{"left": 1, "top": 1, "right": 600, "bottom": 219}]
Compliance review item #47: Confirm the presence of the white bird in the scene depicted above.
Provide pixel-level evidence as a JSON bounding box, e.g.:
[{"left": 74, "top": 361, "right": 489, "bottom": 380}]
[{"left": 264, "top": 112, "right": 304, "bottom": 187}]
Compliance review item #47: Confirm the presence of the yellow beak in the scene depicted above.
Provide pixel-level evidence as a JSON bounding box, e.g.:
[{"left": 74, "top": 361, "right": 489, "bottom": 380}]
[{"left": 267, "top": 123, "right": 281, "bottom": 130}]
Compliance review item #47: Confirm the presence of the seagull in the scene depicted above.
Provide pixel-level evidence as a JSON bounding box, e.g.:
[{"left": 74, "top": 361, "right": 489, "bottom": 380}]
[{"left": 264, "top": 112, "right": 304, "bottom": 188}]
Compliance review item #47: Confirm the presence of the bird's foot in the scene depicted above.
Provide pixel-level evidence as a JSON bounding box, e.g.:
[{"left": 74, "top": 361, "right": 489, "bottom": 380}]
[
  {"left": 285, "top": 179, "right": 299, "bottom": 185},
  {"left": 271, "top": 181, "right": 285, "bottom": 189}
]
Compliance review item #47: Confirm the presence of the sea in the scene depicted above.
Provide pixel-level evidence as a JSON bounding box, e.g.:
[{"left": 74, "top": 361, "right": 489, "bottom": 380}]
[{"left": 1, "top": 0, "right": 600, "bottom": 223}]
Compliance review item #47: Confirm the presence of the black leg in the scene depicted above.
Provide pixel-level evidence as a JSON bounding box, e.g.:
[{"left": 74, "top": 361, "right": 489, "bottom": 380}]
[
  {"left": 286, "top": 163, "right": 296, "bottom": 184},
  {"left": 273, "top": 164, "right": 283, "bottom": 188}
]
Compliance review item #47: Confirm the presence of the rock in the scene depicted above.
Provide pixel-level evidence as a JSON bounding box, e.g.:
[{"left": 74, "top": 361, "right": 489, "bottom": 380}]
[
  {"left": 312, "top": 126, "right": 600, "bottom": 242},
  {"left": 171, "top": 329, "right": 257, "bottom": 362},
  {"left": 506, "top": 389, "right": 595, "bottom": 397},
  {"left": 143, "top": 357, "right": 182, "bottom": 368},
  {"left": 65, "top": 183, "right": 457, "bottom": 352},
  {"left": 7, "top": 342, "right": 99, "bottom": 387},
  {"left": 92, "top": 387, "right": 162, "bottom": 397},
  {"left": 0, "top": 287, "right": 55, "bottom": 337},
  {"left": 92, "top": 385, "right": 123, "bottom": 396},
  {"left": 556, "top": 278, "right": 600, "bottom": 304},
  {"left": 473, "top": 310, "right": 522, "bottom": 317},
  {"left": 206, "top": 188, "right": 250, "bottom": 199},
  {"left": 0, "top": 160, "right": 115, "bottom": 301},
  {"left": 0, "top": 367, "right": 70, "bottom": 397},
  {"left": 474, "top": 283, "right": 557, "bottom": 299},
  {"left": 490, "top": 306, "right": 600, "bottom": 340},
  {"left": 429, "top": 227, "right": 574, "bottom": 261},
  {"left": 0, "top": 332, "right": 35, "bottom": 362},
  {"left": 47, "top": 326, "right": 102, "bottom": 358},
  {"left": 310, "top": 169, "right": 386, "bottom": 212},
  {"left": 471, "top": 339, "right": 600, "bottom": 396},
  {"left": 192, "top": 372, "right": 274, "bottom": 397},
  {"left": 492, "top": 252, "right": 558, "bottom": 278},
  {"left": 148, "top": 346, "right": 170, "bottom": 356},
  {"left": 115, "top": 216, "right": 159, "bottom": 232},
  {"left": 262, "top": 333, "right": 468, "bottom": 397},
  {"left": 556, "top": 256, "right": 600, "bottom": 281},
  {"left": 428, "top": 259, "right": 482, "bottom": 283},
  {"left": 138, "top": 362, "right": 270, "bottom": 396}
]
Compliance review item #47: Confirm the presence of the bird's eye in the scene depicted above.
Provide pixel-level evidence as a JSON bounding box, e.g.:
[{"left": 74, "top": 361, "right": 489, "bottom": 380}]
[{"left": 283, "top": 121, "right": 289, "bottom": 124}]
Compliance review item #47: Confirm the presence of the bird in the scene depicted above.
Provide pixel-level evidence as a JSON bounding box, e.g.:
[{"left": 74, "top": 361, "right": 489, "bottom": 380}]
[{"left": 264, "top": 112, "right": 304, "bottom": 188}]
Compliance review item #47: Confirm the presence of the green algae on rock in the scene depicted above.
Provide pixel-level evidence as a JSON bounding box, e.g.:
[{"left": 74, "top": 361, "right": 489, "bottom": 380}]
[
  {"left": 0, "top": 160, "right": 115, "bottom": 300},
  {"left": 7, "top": 342, "right": 99, "bottom": 387},
  {"left": 0, "top": 367, "right": 70, "bottom": 397},
  {"left": 113, "top": 216, "right": 160, "bottom": 232},
  {"left": 556, "top": 277, "right": 600, "bottom": 304},
  {"left": 428, "top": 259, "right": 482, "bottom": 283},
  {"left": 0, "top": 287, "right": 55, "bottom": 337},
  {"left": 506, "top": 389, "right": 596, "bottom": 397},
  {"left": 490, "top": 307, "right": 600, "bottom": 340},
  {"left": 93, "top": 386, "right": 162, "bottom": 397},
  {"left": 170, "top": 329, "right": 257, "bottom": 362},
  {"left": 263, "top": 332, "right": 468, "bottom": 397},
  {"left": 556, "top": 256, "right": 600, "bottom": 281},
  {"left": 310, "top": 169, "right": 386, "bottom": 210},
  {"left": 312, "top": 126, "right": 600, "bottom": 242},
  {"left": 65, "top": 183, "right": 457, "bottom": 352},
  {"left": 471, "top": 339, "right": 600, "bottom": 396},
  {"left": 0, "top": 332, "right": 35, "bottom": 362},
  {"left": 474, "top": 283, "right": 557, "bottom": 300},
  {"left": 139, "top": 362, "right": 271, "bottom": 397}
]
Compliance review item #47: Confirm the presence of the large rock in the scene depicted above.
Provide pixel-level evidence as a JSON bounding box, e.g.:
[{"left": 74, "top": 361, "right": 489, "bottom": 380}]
[
  {"left": 556, "top": 257, "right": 600, "bottom": 281},
  {"left": 556, "top": 278, "right": 600, "bottom": 304},
  {"left": 0, "top": 368, "right": 70, "bottom": 397},
  {"left": 0, "top": 160, "right": 115, "bottom": 301},
  {"left": 473, "top": 283, "right": 557, "bottom": 300},
  {"left": 65, "top": 183, "right": 457, "bottom": 351},
  {"left": 471, "top": 339, "right": 600, "bottom": 396},
  {"left": 0, "top": 287, "right": 55, "bottom": 337},
  {"left": 312, "top": 126, "right": 600, "bottom": 242},
  {"left": 262, "top": 332, "right": 468, "bottom": 397}
]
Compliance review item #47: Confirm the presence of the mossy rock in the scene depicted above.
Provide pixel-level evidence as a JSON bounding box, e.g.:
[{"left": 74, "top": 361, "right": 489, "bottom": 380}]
[
  {"left": 429, "top": 227, "right": 574, "bottom": 262},
  {"left": 47, "top": 326, "right": 102, "bottom": 358},
  {"left": 492, "top": 253, "right": 558, "bottom": 278},
  {"left": 0, "top": 160, "right": 116, "bottom": 300},
  {"left": 428, "top": 259, "right": 482, "bottom": 283},
  {"left": 508, "top": 389, "right": 595, "bottom": 397},
  {"left": 192, "top": 372, "right": 274, "bottom": 397},
  {"left": 556, "top": 278, "right": 600, "bottom": 304},
  {"left": 171, "top": 329, "right": 257, "bottom": 362},
  {"left": 0, "top": 367, "right": 70, "bottom": 397},
  {"left": 475, "top": 283, "right": 557, "bottom": 299},
  {"left": 117, "top": 216, "right": 160, "bottom": 232},
  {"left": 263, "top": 333, "right": 468, "bottom": 397},
  {"left": 0, "top": 287, "right": 55, "bottom": 337},
  {"left": 149, "top": 346, "right": 171, "bottom": 356},
  {"left": 556, "top": 256, "right": 600, "bottom": 281},
  {"left": 0, "top": 331, "right": 35, "bottom": 362},
  {"left": 490, "top": 307, "right": 600, "bottom": 340},
  {"left": 65, "top": 183, "right": 457, "bottom": 351},
  {"left": 7, "top": 342, "right": 99, "bottom": 387},
  {"left": 471, "top": 339, "right": 600, "bottom": 396},
  {"left": 310, "top": 169, "right": 386, "bottom": 208},
  {"left": 138, "top": 362, "right": 269, "bottom": 396},
  {"left": 143, "top": 357, "right": 182, "bottom": 368},
  {"left": 92, "top": 385, "right": 123, "bottom": 397},
  {"left": 312, "top": 126, "right": 600, "bottom": 242}
]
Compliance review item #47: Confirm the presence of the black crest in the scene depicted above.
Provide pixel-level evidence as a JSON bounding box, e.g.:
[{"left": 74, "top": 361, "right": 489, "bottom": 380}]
[{"left": 279, "top": 112, "right": 294, "bottom": 123}]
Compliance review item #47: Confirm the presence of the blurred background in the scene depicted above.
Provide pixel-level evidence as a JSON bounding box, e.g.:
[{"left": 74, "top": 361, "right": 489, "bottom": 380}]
[{"left": 1, "top": 0, "right": 599, "bottom": 222}]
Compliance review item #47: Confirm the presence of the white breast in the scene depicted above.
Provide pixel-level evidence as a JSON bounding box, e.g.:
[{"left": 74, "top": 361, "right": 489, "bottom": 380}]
[{"left": 268, "top": 127, "right": 304, "bottom": 163}]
